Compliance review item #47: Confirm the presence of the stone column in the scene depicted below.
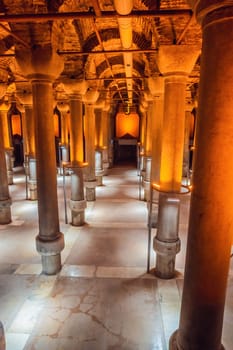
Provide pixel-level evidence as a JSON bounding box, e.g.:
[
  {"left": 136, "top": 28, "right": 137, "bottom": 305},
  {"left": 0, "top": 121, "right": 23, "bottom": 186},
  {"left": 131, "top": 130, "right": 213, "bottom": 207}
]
[
  {"left": 143, "top": 97, "right": 153, "bottom": 201},
  {"left": 138, "top": 102, "right": 147, "bottom": 178},
  {"left": 170, "top": 2, "right": 233, "bottom": 349},
  {"left": 153, "top": 45, "right": 200, "bottom": 279},
  {"left": 102, "top": 103, "right": 111, "bottom": 174},
  {"left": 83, "top": 90, "right": 99, "bottom": 201},
  {"left": 0, "top": 100, "right": 14, "bottom": 185},
  {"left": 16, "top": 85, "right": 37, "bottom": 200},
  {"left": 56, "top": 100, "right": 70, "bottom": 164},
  {"left": 183, "top": 105, "right": 193, "bottom": 183},
  {"left": 0, "top": 94, "right": 12, "bottom": 225},
  {"left": 63, "top": 80, "right": 88, "bottom": 226},
  {"left": 148, "top": 77, "right": 164, "bottom": 228},
  {"left": 16, "top": 47, "right": 64, "bottom": 274},
  {"left": 95, "top": 104, "right": 104, "bottom": 185}
]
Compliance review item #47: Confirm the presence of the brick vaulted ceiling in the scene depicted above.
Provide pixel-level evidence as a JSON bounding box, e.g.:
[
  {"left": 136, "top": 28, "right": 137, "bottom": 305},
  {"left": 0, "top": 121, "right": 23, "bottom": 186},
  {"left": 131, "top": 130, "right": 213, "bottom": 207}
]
[{"left": 0, "top": 0, "right": 202, "bottom": 110}]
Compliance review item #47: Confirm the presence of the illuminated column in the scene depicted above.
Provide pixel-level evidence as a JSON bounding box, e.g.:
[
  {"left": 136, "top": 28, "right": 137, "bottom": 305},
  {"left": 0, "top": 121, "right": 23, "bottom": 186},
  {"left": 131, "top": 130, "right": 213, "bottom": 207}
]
[
  {"left": 102, "top": 103, "right": 111, "bottom": 174},
  {"left": 143, "top": 96, "right": 153, "bottom": 201},
  {"left": 170, "top": 3, "right": 233, "bottom": 349},
  {"left": 95, "top": 103, "right": 104, "bottom": 185},
  {"left": 138, "top": 101, "right": 147, "bottom": 177},
  {"left": 0, "top": 95, "right": 12, "bottom": 225},
  {"left": 183, "top": 105, "right": 193, "bottom": 182},
  {"left": 0, "top": 100, "right": 14, "bottom": 185},
  {"left": 16, "top": 85, "right": 37, "bottom": 200},
  {"left": 63, "top": 80, "right": 88, "bottom": 226},
  {"left": 108, "top": 110, "right": 114, "bottom": 168},
  {"left": 154, "top": 45, "right": 200, "bottom": 279},
  {"left": 57, "top": 100, "right": 70, "bottom": 163},
  {"left": 83, "top": 90, "right": 99, "bottom": 201},
  {"left": 16, "top": 47, "right": 64, "bottom": 274},
  {"left": 148, "top": 77, "right": 164, "bottom": 227}
]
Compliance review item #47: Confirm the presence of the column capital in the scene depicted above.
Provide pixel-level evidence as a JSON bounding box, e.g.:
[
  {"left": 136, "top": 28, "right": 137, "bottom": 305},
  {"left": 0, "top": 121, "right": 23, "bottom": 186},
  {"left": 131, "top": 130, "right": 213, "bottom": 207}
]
[
  {"left": 15, "top": 47, "right": 63, "bottom": 81},
  {"left": 56, "top": 100, "right": 69, "bottom": 113},
  {"left": 94, "top": 98, "right": 105, "bottom": 109},
  {"left": 156, "top": 45, "right": 200, "bottom": 76},
  {"left": 148, "top": 76, "right": 164, "bottom": 97},
  {"left": 83, "top": 90, "right": 99, "bottom": 105},
  {"left": 0, "top": 100, "right": 9, "bottom": 112},
  {"left": 189, "top": 0, "right": 233, "bottom": 25},
  {"left": 103, "top": 102, "right": 110, "bottom": 112},
  {"left": 16, "top": 83, "right": 33, "bottom": 106},
  {"left": 0, "top": 83, "right": 7, "bottom": 100},
  {"left": 63, "top": 79, "right": 88, "bottom": 96}
]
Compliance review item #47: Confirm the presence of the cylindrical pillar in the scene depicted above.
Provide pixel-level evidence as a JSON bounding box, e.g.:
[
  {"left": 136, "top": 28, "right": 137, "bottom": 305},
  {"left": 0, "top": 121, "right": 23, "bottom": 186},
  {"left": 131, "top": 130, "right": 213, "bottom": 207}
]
[
  {"left": 57, "top": 100, "right": 70, "bottom": 163},
  {"left": 83, "top": 90, "right": 99, "bottom": 201},
  {"left": 170, "top": 2, "right": 233, "bottom": 349},
  {"left": 154, "top": 45, "right": 200, "bottom": 279},
  {"left": 143, "top": 98, "right": 153, "bottom": 201},
  {"left": 68, "top": 92, "right": 86, "bottom": 226},
  {"left": 31, "top": 78, "right": 64, "bottom": 274},
  {"left": 148, "top": 77, "right": 164, "bottom": 228},
  {"left": 95, "top": 105, "right": 105, "bottom": 185},
  {"left": 85, "top": 103, "right": 97, "bottom": 200},
  {"left": 102, "top": 104, "right": 111, "bottom": 174},
  {"left": 16, "top": 86, "right": 37, "bottom": 200},
  {"left": 15, "top": 46, "right": 65, "bottom": 274},
  {"left": 183, "top": 107, "right": 193, "bottom": 182},
  {"left": 0, "top": 100, "right": 14, "bottom": 185},
  {"left": 0, "top": 104, "right": 12, "bottom": 224}
]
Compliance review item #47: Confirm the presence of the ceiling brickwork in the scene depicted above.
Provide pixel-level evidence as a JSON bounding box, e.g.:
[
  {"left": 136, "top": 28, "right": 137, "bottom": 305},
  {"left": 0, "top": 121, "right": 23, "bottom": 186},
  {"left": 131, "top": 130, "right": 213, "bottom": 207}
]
[{"left": 0, "top": 0, "right": 202, "bottom": 109}]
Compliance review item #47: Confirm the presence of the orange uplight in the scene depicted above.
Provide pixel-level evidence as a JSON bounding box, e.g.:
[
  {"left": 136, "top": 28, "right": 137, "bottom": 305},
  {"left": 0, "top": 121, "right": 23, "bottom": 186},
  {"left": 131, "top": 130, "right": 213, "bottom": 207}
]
[
  {"left": 54, "top": 113, "right": 59, "bottom": 137},
  {"left": 116, "top": 112, "right": 139, "bottom": 138},
  {"left": 11, "top": 114, "right": 22, "bottom": 136}
]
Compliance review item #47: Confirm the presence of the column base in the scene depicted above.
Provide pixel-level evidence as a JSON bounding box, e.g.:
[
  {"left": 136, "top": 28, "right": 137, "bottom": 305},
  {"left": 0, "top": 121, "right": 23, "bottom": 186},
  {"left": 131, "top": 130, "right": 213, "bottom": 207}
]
[
  {"left": 7, "top": 171, "right": 13, "bottom": 185},
  {"left": 28, "top": 180, "right": 37, "bottom": 200},
  {"left": 84, "top": 180, "right": 97, "bottom": 201},
  {"left": 154, "top": 193, "right": 181, "bottom": 279},
  {"left": 169, "top": 330, "right": 179, "bottom": 350},
  {"left": 70, "top": 199, "right": 86, "bottom": 226},
  {"left": 86, "top": 187, "right": 96, "bottom": 201},
  {"left": 169, "top": 330, "right": 225, "bottom": 350},
  {"left": 154, "top": 238, "right": 180, "bottom": 279},
  {"left": 96, "top": 175, "right": 103, "bottom": 186},
  {"left": 0, "top": 198, "right": 12, "bottom": 224},
  {"left": 41, "top": 254, "right": 62, "bottom": 275},
  {"left": 5, "top": 149, "right": 14, "bottom": 185},
  {"left": 143, "top": 179, "right": 150, "bottom": 201},
  {"left": 0, "top": 321, "right": 5, "bottom": 350},
  {"left": 151, "top": 205, "right": 158, "bottom": 228},
  {"left": 103, "top": 161, "right": 109, "bottom": 175},
  {"left": 36, "top": 233, "right": 65, "bottom": 275}
]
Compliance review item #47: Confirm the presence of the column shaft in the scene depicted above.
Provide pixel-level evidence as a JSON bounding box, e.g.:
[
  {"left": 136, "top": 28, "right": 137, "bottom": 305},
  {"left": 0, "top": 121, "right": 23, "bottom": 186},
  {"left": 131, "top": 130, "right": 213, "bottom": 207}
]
[
  {"left": 0, "top": 109, "right": 11, "bottom": 224},
  {"left": 69, "top": 96, "right": 83, "bottom": 163},
  {"left": 85, "top": 104, "right": 97, "bottom": 201},
  {"left": 160, "top": 76, "right": 186, "bottom": 192},
  {"left": 32, "top": 79, "right": 64, "bottom": 274},
  {"left": 24, "top": 105, "right": 37, "bottom": 200},
  {"left": 69, "top": 95, "right": 86, "bottom": 226},
  {"left": 0, "top": 103, "right": 14, "bottom": 185},
  {"left": 150, "top": 93, "right": 164, "bottom": 227},
  {"left": 171, "top": 5, "right": 233, "bottom": 349}
]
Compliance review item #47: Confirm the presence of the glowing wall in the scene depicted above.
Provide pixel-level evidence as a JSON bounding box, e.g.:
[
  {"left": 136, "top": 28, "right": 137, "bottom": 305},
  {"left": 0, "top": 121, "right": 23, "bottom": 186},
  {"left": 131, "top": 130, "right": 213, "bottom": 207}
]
[{"left": 116, "top": 112, "right": 139, "bottom": 138}]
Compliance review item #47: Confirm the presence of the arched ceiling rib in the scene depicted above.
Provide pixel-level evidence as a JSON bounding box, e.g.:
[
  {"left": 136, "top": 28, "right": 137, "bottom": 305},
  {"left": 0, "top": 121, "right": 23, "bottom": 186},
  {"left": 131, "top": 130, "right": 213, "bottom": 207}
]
[{"left": 0, "top": 0, "right": 201, "bottom": 111}]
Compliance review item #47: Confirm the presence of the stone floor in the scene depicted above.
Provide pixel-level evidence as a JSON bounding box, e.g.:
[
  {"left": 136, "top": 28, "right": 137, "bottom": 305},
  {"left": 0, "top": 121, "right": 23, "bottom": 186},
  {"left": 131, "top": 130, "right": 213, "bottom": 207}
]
[{"left": 1, "top": 164, "right": 233, "bottom": 350}]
